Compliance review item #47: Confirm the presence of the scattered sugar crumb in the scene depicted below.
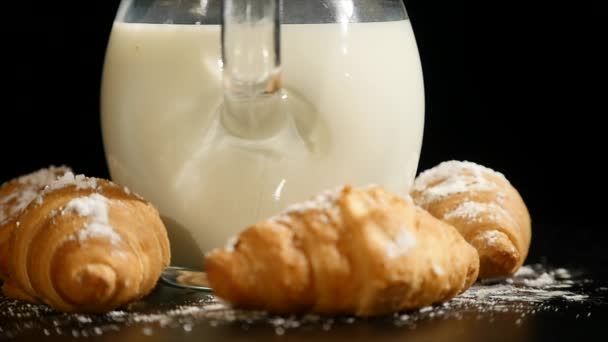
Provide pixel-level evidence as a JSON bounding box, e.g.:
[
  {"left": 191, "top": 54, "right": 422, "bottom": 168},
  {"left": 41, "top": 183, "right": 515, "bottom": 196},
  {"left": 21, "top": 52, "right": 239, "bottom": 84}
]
[
  {"left": 514, "top": 265, "right": 536, "bottom": 277},
  {"left": 523, "top": 273, "right": 554, "bottom": 287},
  {"left": 0, "top": 264, "right": 599, "bottom": 338}
]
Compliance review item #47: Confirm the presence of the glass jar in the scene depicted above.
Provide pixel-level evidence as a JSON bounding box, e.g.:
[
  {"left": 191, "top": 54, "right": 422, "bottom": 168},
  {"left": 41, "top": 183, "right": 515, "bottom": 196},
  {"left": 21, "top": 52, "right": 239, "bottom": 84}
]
[{"left": 101, "top": 0, "right": 425, "bottom": 269}]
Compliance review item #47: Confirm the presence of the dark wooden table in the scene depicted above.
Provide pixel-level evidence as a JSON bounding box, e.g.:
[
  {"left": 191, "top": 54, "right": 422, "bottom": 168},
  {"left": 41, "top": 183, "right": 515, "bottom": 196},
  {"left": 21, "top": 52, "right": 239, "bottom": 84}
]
[{"left": 2, "top": 223, "right": 606, "bottom": 342}]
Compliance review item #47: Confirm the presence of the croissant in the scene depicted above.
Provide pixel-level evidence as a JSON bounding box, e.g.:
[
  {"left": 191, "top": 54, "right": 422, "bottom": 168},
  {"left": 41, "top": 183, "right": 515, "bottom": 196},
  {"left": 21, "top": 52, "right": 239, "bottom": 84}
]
[
  {"left": 0, "top": 166, "right": 72, "bottom": 279},
  {"left": 205, "top": 185, "right": 479, "bottom": 317},
  {"left": 2, "top": 172, "right": 171, "bottom": 313},
  {"left": 410, "top": 161, "right": 531, "bottom": 279}
]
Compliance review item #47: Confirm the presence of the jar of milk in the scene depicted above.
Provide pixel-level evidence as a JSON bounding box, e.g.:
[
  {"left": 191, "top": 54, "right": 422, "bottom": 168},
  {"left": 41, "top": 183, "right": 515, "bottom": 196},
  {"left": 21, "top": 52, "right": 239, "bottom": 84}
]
[{"left": 101, "top": 0, "right": 425, "bottom": 269}]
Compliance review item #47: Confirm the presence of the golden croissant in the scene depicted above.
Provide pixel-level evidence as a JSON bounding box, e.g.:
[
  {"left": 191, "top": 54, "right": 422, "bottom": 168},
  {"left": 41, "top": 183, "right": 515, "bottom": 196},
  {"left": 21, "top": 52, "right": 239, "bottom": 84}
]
[
  {"left": 0, "top": 166, "right": 72, "bottom": 279},
  {"left": 410, "top": 161, "right": 531, "bottom": 279},
  {"left": 1, "top": 172, "right": 171, "bottom": 313},
  {"left": 205, "top": 185, "right": 479, "bottom": 317}
]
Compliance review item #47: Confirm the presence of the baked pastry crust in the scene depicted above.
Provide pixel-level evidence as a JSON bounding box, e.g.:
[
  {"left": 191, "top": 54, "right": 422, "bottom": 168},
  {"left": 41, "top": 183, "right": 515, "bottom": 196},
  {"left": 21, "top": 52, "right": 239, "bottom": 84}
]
[
  {"left": 206, "top": 185, "right": 479, "bottom": 316},
  {"left": 411, "top": 161, "right": 531, "bottom": 279},
  {"left": 0, "top": 166, "right": 72, "bottom": 279},
  {"left": 2, "top": 172, "right": 171, "bottom": 313}
]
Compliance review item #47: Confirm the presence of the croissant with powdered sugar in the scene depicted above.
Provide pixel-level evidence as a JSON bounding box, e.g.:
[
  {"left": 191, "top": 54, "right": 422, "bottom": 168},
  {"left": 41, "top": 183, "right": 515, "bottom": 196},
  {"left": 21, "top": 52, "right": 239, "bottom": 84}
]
[
  {"left": 410, "top": 161, "right": 532, "bottom": 279},
  {"left": 205, "top": 185, "right": 479, "bottom": 317},
  {"left": 1, "top": 172, "right": 171, "bottom": 313},
  {"left": 0, "top": 166, "right": 72, "bottom": 279}
]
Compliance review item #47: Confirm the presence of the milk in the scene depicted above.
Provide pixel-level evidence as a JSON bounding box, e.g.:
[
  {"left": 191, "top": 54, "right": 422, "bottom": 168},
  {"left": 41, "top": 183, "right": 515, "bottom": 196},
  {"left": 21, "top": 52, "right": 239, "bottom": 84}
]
[{"left": 101, "top": 21, "right": 425, "bottom": 268}]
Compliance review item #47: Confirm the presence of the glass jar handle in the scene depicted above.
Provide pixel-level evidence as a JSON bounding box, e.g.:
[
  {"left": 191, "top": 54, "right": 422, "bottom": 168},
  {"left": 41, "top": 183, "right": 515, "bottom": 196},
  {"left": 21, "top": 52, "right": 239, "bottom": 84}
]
[{"left": 220, "top": 0, "right": 284, "bottom": 139}]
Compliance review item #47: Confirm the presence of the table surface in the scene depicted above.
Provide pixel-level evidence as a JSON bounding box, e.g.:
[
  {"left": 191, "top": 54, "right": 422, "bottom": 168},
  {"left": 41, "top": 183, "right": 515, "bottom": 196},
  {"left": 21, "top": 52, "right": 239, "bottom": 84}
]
[{"left": 1, "top": 223, "right": 606, "bottom": 342}]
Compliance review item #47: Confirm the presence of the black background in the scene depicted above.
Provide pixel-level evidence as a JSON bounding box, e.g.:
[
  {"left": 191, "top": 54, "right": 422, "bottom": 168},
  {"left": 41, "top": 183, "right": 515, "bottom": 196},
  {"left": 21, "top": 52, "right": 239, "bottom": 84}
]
[
  {"left": 0, "top": 1, "right": 602, "bottom": 230},
  {"left": 0, "top": 2, "right": 606, "bottom": 340}
]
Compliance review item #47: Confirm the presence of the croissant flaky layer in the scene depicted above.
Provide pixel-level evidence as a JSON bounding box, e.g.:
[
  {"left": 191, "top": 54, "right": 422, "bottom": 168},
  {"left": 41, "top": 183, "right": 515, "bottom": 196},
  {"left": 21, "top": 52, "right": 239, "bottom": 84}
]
[
  {"left": 411, "top": 161, "right": 532, "bottom": 279},
  {"left": 2, "top": 172, "right": 171, "bottom": 313},
  {"left": 206, "top": 185, "right": 479, "bottom": 317},
  {"left": 0, "top": 166, "right": 72, "bottom": 279}
]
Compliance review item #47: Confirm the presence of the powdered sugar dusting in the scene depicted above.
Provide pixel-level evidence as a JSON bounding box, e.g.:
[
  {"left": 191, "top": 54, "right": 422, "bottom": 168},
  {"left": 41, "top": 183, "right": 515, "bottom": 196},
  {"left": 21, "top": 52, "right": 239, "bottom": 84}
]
[
  {"left": 270, "top": 184, "right": 389, "bottom": 223},
  {"left": 284, "top": 187, "right": 341, "bottom": 214},
  {"left": 385, "top": 229, "right": 417, "bottom": 258},
  {"left": 412, "top": 161, "right": 507, "bottom": 206},
  {"left": 478, "top": 230, "right": 501, "bottom": 247},
  {"left": 270, "top": 187, "right": 343, "bottom": 223},
  {"left": 457, "top": 266, "right": 590, "bottom": 304},
  {"left": 1, "top": 166, "right": 72, "bottom": 225},
  {"left": 522, "top": 272, "right": 556, "bottom": 287},
  {"left": 64, "top": 194, "right": 121, "bottom": 245},
  {"left": 44, "top": 172, "right": 98, "bottom": 195},
  {"left": 16, "top": 166, "right": 72, "bottom": 187},
  {"left": 0, "top": 264, "right": 602, "bottom": 338},
  {"left": 0, "top": 189, "right": 39, "bottom": 225},
  {"left": 432, "top": 264, "right": 445, "bottom": 276},
  {"left": 443, "top": 201, "right": 514, "bottom": 225},
  {"left": 444, "top": 201, "right": 487, "bottom": 221},
  {"left": 514, "top": 265, "right": 536, "bottom": 277}
]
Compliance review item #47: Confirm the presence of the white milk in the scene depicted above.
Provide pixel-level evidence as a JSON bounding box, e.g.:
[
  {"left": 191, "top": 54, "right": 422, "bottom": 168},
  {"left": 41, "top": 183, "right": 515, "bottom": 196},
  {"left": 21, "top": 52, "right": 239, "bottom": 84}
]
[{"left": 101, "top": 21, "right": 425, "bottom": 268}]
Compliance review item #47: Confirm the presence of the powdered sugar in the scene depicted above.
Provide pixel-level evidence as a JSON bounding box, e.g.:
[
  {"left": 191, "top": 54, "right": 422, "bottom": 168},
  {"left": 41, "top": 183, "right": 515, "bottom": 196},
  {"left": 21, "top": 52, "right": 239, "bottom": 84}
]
[
  {"left": 77, "top": 223, "right": 121, "bottom": 245},
  {"left": 432, "top": 264, "right": 445, "bottom": 276},
  {"left": 443, "top": 201, "right": 513, "bottom": 223},
  {"left": 522, "top": 272, "right": 557, "bottom": 287},
  {"left": 444, "top": 201, "right": 487, "bottom": 221},
  {"left": 270, "top": 187, "right": 342, "bottom": 223},
  {"left": 514, "top": 265, "right": 536, "bottom": 277},
  {"left": 64, "top": 194, "right": 121, "bottom": 245},
  {"left": 0, "top": 264, "right": 602, "bottom": 338},
  {"left": 283, "top": 187, "right": 341, "bottom": 215},
  {"left": 0, "top": 166, "right": 72, "bottom": 225},
  {"left": 13, "top": 189, "right": 38, "bottom": 212},
  {"left": 456, "top": 284, "right": 587, "bottom": 303},
  {"left": 0, "top": 189, "right": 39, "bottom": 225},
  {"left": 16, "top": 166, "right": 72, "bottom": 187},
  {"left": 412, "top": 161, "right": 507, "bottom": 206},
  {"left": 271, "top": 184, "right": 393, "bottom": 224},
  {"left": 385, "top": 229, "right": 417, "bottom": 258},
  {"left": 43, "top": 172, "right": 98, "bottom": 195},
  {"left": 457, "top": 266, "right": 589, "bottom": 304},
  {"left": 478, "top": 230, "right": 501, "bottom": 247}
]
